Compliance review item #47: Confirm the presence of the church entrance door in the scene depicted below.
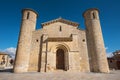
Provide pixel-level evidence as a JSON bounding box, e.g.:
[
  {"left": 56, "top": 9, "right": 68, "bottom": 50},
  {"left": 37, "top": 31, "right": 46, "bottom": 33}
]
[{"left": 56, "top": 49, "right": 65, "bottom": 70}]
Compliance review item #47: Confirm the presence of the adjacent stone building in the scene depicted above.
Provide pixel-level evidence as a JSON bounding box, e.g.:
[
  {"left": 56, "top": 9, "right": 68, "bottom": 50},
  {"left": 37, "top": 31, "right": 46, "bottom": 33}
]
[
  {"left": 0, "top": 52, "right": 10, "bottom": 68},
  {"left": 108, "top": 50, "right": 120, "bottom": 70},
  {"left": 13, "top": 8, "right": 109, "bottom": 73}
]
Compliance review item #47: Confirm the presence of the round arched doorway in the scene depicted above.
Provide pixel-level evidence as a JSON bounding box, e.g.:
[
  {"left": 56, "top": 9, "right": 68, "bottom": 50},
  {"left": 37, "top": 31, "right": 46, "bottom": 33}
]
[{"left": 56, "top": 49, "right": 65, "bottom": 70}]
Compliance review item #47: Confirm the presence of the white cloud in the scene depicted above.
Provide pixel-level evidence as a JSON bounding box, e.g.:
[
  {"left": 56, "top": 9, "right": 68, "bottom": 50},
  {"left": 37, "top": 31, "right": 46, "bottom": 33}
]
[
  {"left": 106, "top": 52, "right": 113, "bottom": 58},
  {"left": 2, "top": 47, "right": 16, "bottom": 59},
  {"left": 105, "top": 46, "right": 113, "bottom": 57},
  {"left": 105, "top": 47, "right": 108, "bottom": 50}
]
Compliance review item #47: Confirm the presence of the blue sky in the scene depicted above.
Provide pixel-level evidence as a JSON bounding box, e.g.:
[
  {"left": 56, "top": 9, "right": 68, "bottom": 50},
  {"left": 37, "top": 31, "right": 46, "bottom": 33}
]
[{"left": 0, "top": 0, "right": 120, "bottom": 55}]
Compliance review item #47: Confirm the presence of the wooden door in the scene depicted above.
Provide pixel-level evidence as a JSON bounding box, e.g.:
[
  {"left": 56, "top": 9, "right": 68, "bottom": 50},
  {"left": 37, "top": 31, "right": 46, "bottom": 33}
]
[{"left": 56, "top": 49, "right": 65, "bottom": 70}]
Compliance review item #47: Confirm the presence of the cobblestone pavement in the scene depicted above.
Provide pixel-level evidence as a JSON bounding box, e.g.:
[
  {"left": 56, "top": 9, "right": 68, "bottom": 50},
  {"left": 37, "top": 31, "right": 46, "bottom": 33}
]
[{"left": 0, "top": 70, "right": 120, "bottom": 80}]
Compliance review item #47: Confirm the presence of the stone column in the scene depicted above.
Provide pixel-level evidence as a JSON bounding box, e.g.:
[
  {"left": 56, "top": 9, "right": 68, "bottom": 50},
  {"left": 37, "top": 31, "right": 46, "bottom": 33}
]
[
  {"left": 83, "top": 8, "right": 109, "bottom": 73},
  {"left": 40, "top": 34, "right": 48, "bottom": 72},
  {"left": 13, "top": 9, "right": 38, "bottom": 73}
]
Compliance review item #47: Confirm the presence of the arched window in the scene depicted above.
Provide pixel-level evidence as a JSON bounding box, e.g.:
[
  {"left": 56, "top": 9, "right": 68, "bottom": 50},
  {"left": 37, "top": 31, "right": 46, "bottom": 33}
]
[
  {"left": 59, "top": 26, "right": 62, "bottom": 32},
  {"left": 93, "top": 12, "right": 96, "bottom": 19},
  {"left": 27, "top": 12, "right": 30, "bottom": 19}
]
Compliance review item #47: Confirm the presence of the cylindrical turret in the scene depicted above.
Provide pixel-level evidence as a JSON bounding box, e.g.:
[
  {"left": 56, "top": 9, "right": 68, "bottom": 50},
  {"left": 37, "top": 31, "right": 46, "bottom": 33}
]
[
  {"left": 83, "top": 8, "right": 109, "bottom": 73},
  {"left": 13, "top": 9, "right": 38, "bottom": 73}
]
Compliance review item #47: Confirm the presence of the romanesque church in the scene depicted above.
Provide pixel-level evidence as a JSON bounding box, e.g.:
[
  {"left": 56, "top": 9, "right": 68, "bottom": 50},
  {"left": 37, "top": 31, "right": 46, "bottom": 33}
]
[{"left": 13, "top": 8, "right": 109, "bottom": 73}]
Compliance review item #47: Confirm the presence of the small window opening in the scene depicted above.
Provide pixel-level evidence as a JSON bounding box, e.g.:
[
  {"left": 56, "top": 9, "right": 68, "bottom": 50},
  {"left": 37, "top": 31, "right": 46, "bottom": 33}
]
[
  {"left": 60, "top": 26, "right": 62, "bottom": 31},
  {"left": 36, "top": 39, "right": 38, "bottom": 42},
  {"left": 93, "top": 12, "right": 96, "bottom": 19},
  {"left": 27, "top": 12, "right": 30, "bottom": 19},
  {"left": 82, "top": 39, "right": 85, "bottom": 42}
]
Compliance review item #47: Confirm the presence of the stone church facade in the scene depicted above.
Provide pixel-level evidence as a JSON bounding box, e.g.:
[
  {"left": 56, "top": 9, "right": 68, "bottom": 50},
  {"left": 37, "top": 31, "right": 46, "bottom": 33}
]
[{"left": 13, "top": 8, "right": 109, "bottom": 73}]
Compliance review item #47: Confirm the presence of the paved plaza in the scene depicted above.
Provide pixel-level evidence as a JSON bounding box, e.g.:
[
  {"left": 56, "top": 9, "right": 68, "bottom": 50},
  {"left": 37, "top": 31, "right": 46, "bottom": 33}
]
[{"left": 0, "top": 69, "right": 120, "bottom": 80}]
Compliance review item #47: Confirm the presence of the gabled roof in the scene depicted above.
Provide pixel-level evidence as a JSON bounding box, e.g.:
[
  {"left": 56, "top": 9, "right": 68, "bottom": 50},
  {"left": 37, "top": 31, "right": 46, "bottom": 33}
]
[{"left": 41, "top": 17, "right": 79, "bottom": 27}]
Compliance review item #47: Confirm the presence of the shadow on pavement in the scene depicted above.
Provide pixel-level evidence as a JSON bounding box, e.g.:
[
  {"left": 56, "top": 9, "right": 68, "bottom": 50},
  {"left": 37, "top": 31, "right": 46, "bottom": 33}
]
[{"left": 0, "top": 68, "right": 13, "bottom": 72}]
